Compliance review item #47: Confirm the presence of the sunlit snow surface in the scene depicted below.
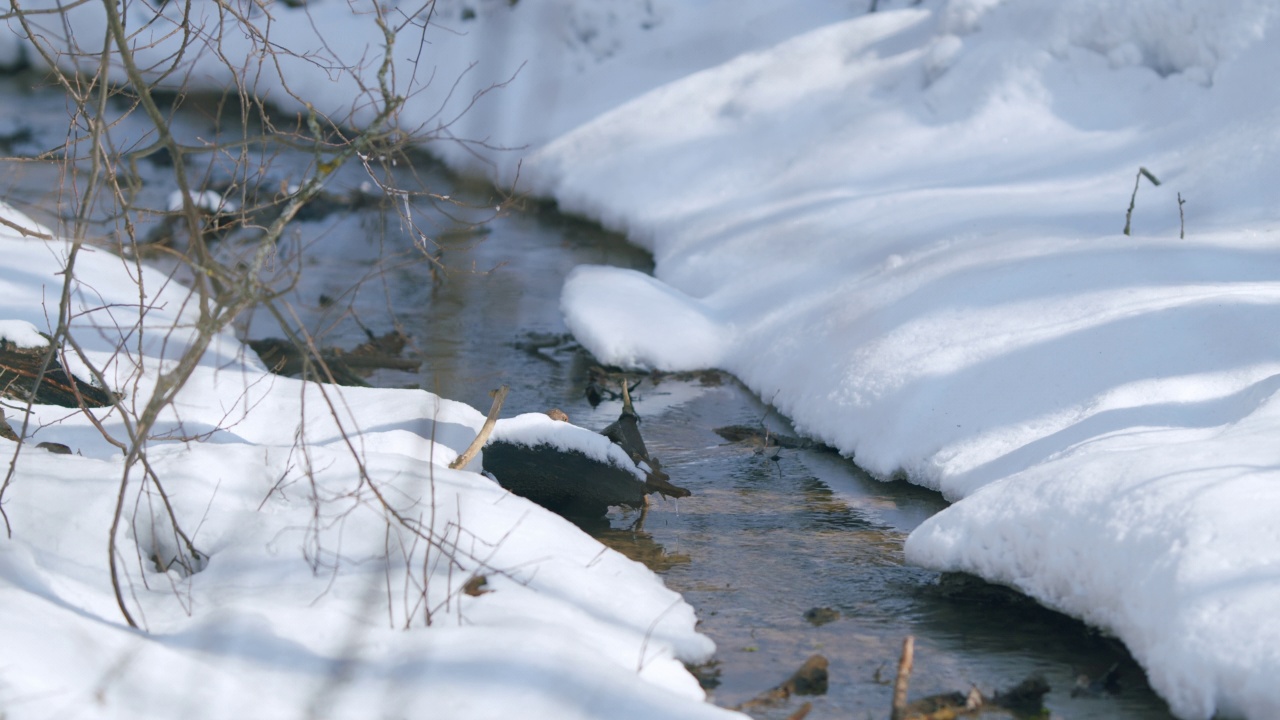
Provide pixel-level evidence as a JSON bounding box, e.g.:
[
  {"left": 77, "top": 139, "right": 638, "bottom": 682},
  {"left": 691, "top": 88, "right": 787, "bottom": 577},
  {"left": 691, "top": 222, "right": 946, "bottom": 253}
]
[
  {"left": 0, "top": 201, "right": 727, "bottom": 720},
  {"left": 531, "top": 3, "right": 1280, "bottom": 718},
  {"left": 7, "top": 0, "right": 1280, "bottom": 717}
]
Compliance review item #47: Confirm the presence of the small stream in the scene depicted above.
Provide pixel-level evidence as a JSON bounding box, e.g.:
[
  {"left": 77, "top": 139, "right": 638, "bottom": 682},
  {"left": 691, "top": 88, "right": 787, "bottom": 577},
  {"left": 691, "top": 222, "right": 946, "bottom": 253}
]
[{"left": 0, "top": 73, "right": 1176, "bottom": 719}]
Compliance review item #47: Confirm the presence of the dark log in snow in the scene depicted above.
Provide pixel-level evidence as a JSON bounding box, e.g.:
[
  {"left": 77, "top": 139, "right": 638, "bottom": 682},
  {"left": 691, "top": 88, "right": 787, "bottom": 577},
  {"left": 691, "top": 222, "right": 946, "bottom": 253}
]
[
  {"left": 482, "top": 440, "right": 648, "bottom": 518},
  {"left": 0, "top": 339, "right": 113, "bottom": 408},
  {"left": 483, "top": 404, "right": 690, "bottom": 518}
]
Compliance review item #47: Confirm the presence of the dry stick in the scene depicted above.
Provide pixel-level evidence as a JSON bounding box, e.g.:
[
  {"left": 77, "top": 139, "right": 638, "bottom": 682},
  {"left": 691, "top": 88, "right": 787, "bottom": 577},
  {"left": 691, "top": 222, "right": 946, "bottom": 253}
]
[
  {"left": 1123, "top": 166, "right": 1162, "bottom": 236},
  {"left": 450, "top": 385, "right": 509, "bottom": 470},
  {"left": 890, "top": 635, "right": 915, "bottom": 720},
  {"left": 1178, "top": 192, "right": 1187, "bottom": 239}
]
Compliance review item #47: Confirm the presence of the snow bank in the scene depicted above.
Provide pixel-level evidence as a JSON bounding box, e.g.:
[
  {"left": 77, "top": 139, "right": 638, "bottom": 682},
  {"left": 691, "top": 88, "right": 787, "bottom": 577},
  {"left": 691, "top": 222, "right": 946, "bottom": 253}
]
[
  {"left": 0, "top": 204, "right": 733, "bottom": 718},
  {"left": 523, "top": 2, "right": 1280, "bottom": 718},
  {"left": 561, "top": 265, "right": 733, "bottom": 372},
  {"left": 0, "top": 319, "right": 46, "bottom": 348}
]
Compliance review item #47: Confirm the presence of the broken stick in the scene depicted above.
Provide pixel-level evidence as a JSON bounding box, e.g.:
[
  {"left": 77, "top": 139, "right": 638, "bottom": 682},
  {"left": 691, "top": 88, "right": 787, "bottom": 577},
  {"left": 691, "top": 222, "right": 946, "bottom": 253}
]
[
  {"left": 891, "top": 635, "right": 915, "bottom": 720},
  {"left": 450, "top": 385, "right": 509, "bottom": 470}
]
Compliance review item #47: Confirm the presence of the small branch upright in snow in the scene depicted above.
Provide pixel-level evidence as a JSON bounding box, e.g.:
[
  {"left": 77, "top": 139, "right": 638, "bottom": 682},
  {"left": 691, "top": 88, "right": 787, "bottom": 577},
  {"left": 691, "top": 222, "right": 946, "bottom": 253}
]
[
  {"left": 1123, "top": 166, "right": 1161, "bottom": 236},
  {"left": 1178, "top": 192, "right": 1187, "bottom": 239}
]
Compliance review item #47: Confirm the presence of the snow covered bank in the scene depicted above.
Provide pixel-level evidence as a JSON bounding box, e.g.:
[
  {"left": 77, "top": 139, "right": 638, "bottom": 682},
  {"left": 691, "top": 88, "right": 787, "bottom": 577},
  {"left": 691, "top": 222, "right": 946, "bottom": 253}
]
[
  {"left": 530, "top": 2, "right": 1280, "bottom": 718},
  {"left": 0, "top": 203, "right": 734, "bottom": 718}
]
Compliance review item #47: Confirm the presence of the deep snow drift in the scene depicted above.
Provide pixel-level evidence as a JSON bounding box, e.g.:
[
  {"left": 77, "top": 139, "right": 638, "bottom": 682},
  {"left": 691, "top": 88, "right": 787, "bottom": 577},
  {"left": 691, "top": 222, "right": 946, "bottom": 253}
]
[{"left": 527, "top": 3, "right": 1280, "bottom": 718}]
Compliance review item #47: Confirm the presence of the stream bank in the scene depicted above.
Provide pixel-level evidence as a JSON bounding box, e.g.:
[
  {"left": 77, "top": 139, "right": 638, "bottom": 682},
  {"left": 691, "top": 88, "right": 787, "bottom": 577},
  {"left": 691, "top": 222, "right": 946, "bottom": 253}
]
[{"left": 0, "top": 73, "right": 1177, "bottom": 719}]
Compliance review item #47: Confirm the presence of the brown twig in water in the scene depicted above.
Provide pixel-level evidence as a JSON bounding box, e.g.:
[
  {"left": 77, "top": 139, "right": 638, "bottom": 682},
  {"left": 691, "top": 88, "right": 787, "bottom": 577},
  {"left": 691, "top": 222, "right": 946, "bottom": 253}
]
[{"left": 891, "top": 635, "right": 915, "bottom": 720}]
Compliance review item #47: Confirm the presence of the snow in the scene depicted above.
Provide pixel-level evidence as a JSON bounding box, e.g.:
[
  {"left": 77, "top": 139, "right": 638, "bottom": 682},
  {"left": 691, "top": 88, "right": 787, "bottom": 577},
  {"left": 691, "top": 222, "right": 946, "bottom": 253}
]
[
  {"left": 0, "top": 200, "right": 732, "bottom": 719},
  {"left": 0, "top": 319, "right": 46, "bottom": 348},
  {"left": 166, "top": 190, "right": 237, "bottom": 213},
  {"left": 560, "top": 266, "right": 732, "bottom": 372},
  {"left": 8, "top": 0, "right": 1280, "bottom": 717}
]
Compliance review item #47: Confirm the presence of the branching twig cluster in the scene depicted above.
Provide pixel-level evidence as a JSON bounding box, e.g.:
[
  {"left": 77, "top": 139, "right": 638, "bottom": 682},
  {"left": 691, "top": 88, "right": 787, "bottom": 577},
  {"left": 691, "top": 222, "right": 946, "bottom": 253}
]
[{"left": 0, "top": 0, "right": 521, "bottom": 633}]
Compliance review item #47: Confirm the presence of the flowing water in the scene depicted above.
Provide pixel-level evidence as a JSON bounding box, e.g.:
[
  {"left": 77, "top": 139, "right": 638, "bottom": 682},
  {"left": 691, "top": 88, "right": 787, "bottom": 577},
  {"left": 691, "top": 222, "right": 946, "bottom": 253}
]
[{"left": 0, "top": 72, "right": 1176, "bottom": 719}]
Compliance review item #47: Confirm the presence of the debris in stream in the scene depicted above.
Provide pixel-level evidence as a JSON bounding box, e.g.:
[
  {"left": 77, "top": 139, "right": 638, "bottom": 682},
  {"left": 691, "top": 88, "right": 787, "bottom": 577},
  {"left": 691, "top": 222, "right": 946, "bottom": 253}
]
[
  {"left": 248, "top": 329, "right": 419, "bottom": 387},
  {"left": 890, "top": 635, "right": 1051, "bottom": 719},
  {"left": 0, "top": 336, "right": 114, "bottom": 409},
  {"left": 715, "top": 424, "right": 821, "bottom": 451},
  {"left": 802, "top": 606, "right": 841, "bottom": 626},
  {"left": 512, "top": 331, "right": 579, "bottom": 365},
  {"left": 684, "top": 660, "right": 722, "bottom": 691},
  {"left": 599, "top": 382, "right": 691, "bottom": 500},
  {"left": 584, "top": 366, "right": 642, "bottom": 407},
  {"left": 583, "top": 365, "right": 729, "bottom": 407},
  {"left": 735, "top": 654, "right": 829, "bottom": 711},
  {"left": 1072, "top": 662, "right": 1122, "bottom": 697}
]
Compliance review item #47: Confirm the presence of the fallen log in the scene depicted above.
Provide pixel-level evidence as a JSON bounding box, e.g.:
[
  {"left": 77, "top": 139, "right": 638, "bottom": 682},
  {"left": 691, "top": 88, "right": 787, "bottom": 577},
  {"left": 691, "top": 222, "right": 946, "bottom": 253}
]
[
  {"left": 0, "top": 337, "right": 113, "bottom": 408},
  {"left": 483, "top": 402, "right": 690, "bottom": 518},
  {"left": 482, "top": 440, "right": 648, "bottom": 517}
]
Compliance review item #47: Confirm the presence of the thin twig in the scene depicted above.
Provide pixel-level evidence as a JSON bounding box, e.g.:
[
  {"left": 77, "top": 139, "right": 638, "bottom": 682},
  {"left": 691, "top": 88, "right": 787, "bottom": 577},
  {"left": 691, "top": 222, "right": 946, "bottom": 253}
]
[
  {"left": 1178, "top": 192, "right": 1186, "bottom": 240},
  {"left": 1123, "top": 166, "right": 1161, "bottom": 236},
  {"left": 891, "top": 635, "right": 915, "bottom": 720}
]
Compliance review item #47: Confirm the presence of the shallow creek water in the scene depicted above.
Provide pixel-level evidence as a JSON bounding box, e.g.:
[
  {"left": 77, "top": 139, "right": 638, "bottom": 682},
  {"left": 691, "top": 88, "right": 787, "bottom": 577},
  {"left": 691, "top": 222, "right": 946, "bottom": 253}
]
[{"left": 0, "top": 74, "right": 1176, "bottom": 719}]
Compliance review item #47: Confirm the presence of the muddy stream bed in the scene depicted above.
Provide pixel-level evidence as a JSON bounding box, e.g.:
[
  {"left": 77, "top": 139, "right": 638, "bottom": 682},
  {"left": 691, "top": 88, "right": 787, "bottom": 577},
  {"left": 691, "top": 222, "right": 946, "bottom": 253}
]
[{"left": 0, "top": 74, "right": 1176, "bottom": 719}]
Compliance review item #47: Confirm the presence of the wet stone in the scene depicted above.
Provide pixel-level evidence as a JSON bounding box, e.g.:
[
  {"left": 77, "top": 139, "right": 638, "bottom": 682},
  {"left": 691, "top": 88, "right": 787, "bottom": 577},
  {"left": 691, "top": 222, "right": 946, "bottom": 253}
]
[{"left": 802, "top": 606, "right": 840, "bottom": 626}]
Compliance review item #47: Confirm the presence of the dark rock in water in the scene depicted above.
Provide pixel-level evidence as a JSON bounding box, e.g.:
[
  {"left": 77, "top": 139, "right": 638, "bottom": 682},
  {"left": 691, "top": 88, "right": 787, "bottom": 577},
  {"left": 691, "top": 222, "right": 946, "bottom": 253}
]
[
  {"left": 713, "top": 424, "right": 825, "bottom": 451},
  {"left": 736, "top": 654, "right": 829, "bottom": 711},
  {"left": 992, "top": 674, "right": 1050, "bottom": 713},
  {"left": 482, "top": 440, "right": 648, "bottom": 518},
  {"left": 789, "top": 654, "right": 830, "bottom": 696},
  {"left": 0, "top": 338, "right": 114, "bottom": 408},
  {"left": 803, "top": 607, "right": 840, "bottom": 626}
]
